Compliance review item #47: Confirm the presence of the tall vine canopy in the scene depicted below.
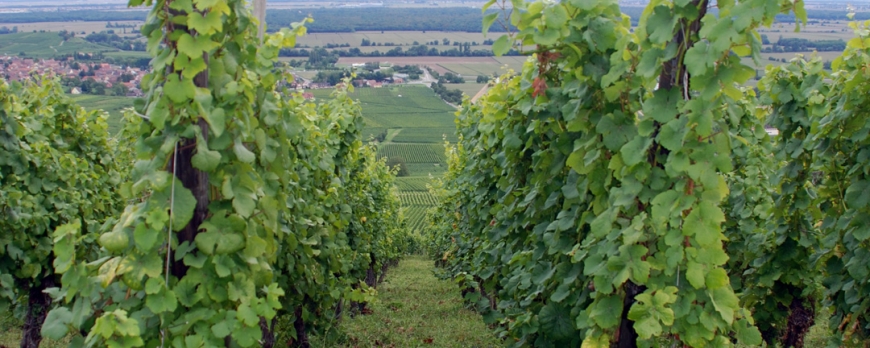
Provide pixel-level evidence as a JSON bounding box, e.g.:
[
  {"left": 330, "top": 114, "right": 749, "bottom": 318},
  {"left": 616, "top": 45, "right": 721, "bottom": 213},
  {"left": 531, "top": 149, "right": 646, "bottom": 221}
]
[
  {"left": 0, "top": 77, "right": 126, "bottom": 347},
  {"left": 426, "top": 0, "right": 811, "bottom": 346},
  {"left": 39, "top": 0, "right": 408, "bottom": 346}
]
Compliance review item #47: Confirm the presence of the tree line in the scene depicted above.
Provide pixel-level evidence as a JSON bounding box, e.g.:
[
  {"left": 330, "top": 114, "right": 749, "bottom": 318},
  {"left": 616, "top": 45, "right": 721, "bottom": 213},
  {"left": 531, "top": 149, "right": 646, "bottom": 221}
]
[
  {"left": 280, "top": 44, "right": 519, "bottom": 60},
  {"left": 766, "top": 37, "right": 846, "bottom": 52},
  {"left": 0, "top": 6, "right": 866, "bottom": 30}
]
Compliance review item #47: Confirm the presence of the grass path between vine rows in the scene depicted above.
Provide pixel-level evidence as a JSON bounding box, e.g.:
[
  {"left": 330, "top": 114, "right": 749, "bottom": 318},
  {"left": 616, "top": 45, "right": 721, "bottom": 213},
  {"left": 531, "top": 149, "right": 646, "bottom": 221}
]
[{"left": 311, "top": 255, "right": 500, "bottom": 348}]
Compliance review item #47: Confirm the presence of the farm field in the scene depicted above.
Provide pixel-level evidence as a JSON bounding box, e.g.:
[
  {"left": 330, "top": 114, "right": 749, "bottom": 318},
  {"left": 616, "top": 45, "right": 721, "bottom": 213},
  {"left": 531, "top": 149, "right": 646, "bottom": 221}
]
[
  {"left": 300, "top": 85, "right": 455, "bottom": 227},
  {"left": 758, "top": 21, "right": 854, "bottom": 41},
  {"left": 378, "top": 144, "right": 446, "bottom": 163},
  {"left": 400, "top": 192, "right": 439, "bottom": 235},
  {"left": 0, "top": 32, "right": 117, "bottom": 58},
  {"left": 311, "top": 86, "right": 455, "bottom": 129},
  {"left": 395, "top": 177, "right": 432, "bottom": 191},
  {"left": 445, "top": 82, "right": 487, "bottom": 97},
  {"left": 438, "top": 63, "right": 502, "bottom": 76},
  {"left": 391, "top": 127, "right": 458, "bottom": 143}
]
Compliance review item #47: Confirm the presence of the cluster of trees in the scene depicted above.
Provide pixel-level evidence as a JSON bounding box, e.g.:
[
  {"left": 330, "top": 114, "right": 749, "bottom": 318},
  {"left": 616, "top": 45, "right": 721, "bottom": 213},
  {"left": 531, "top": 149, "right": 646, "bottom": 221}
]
[
  {"left": 428, "top": 69, "right": 464, "bottom": 84},
  {"left": 425, "top": 1, "right": 870, "bottom": 348},
  {"left": 363, "top": 38, "right": 490, "bottom": 48},
  {"left": 56, "top": 30, "right": 76, "bottom": 41},
  {"left": 430, "top": 81, "right": 463, "bottom": 105},
  {"left": 360, "top": 39, "right": 402, "bottom": 47},
  {"left": 60, "top": 74, "right": 132, "bottom": 96},
  {"left": 265, "top": 8, "right": 516, "bottom": 33},
  {"left": 314, "top": 65, "right": 424, "bottom": 85},
  {"left": 84, "top": 32, "right": 146, "bottom": 51},
  {"left": 105, "top": 21, "right": 137, "bottom": 29},
  {"left": 313, "top": 70, "right": 351, "bottom": 85},
  {"left": 765, "top": 37, "right": 846, "bottom": 52},
  {"left": 304, "top": 47, "right": 340, "bottom": 69},
  {"left": 0, "top": 26, "right": 18, "bottom": 34},
  {"left": 390, "top": 64, "right": 423, "bottom": 80},
  {"left": 2, "top": 2, "right": 414, "bottom": 348},
  {"left": 476, "top": 75, "right": 491, "bottom": 83},
  {"left": 280, "top": 44, "right": 512, "bottom": 59},
  {"left": 354, "top": 70, "right": 390, "bottom": 82}
]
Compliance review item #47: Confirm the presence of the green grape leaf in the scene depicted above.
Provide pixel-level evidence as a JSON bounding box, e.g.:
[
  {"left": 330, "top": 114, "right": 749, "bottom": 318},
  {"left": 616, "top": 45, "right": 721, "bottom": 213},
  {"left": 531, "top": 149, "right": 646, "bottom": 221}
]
[
  {"left": 146, "top": 288, "right": 178, "bottom": 313},
  {"left": 41, "top": 308, "right": 72, "bottom": 340},
  {"left": 176, "top": 33, "right": 219, "bottom": 59},
  {"left": 482, "top": 12, "right": 499, "bottom": 36},
  {"left": 646, "top": 6, "right": 677, "bottom": 44},
  {"left": 233, "top": 195, "right": 256, "bottom": 218},
  {"left": 735, "top": 318, "right": 763, "bottom": 345},
  {"left": 589, "top": 295, "right": 623, "bottom": 329},
  {"left": 192, "top": 147, "right": 222, "bottom": 172},
  {"left": 705, "top": 268, "right": 729, "bottom": 289},
  {"left": 538, "top": 303, "right": 574, "bottom": 340},
  {"left": 492, "top": 35, "right": 511, "bottom": 56},
  {"left": 188, "top": 10, "right": 222, "bottom": 35},
  {"left": 686, "top": 261, "right": 705, "bottom": 289},
  {"left": 204, "top": 108, "right": 227, "bottom": 138},
  {"left": 627, "top": 288, "right": 677, "bottom": 339},
  {"left": 621, "top": 137, "right": 653, "bottom": 166},
  {"left": 134, "top": 224, "right": 158, "bottom": 251},
  {"left": 169, "top": 181, "right": 197, "bottom": 232},
  {"left": 708, "top": 287, "right": 738, "bottom": 324},
  {"left": 234, "top": 140, "right": 256, "bottom": 163},
  {"left": 164, "top": 73, "right": 196, "bottom": 104}
]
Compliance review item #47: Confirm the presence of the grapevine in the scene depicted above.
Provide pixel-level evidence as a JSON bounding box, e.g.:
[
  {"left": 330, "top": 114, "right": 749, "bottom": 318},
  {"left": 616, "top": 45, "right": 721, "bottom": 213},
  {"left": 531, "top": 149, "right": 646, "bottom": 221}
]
[
  {"left": 41, "top": 0, "right": 407, "bottom": 346},
  {"left": 0, "top": 77, "right": 124, "bottom": 348},
  {"left": 427, "top": 0, "right": 805, "bottom": 346}
]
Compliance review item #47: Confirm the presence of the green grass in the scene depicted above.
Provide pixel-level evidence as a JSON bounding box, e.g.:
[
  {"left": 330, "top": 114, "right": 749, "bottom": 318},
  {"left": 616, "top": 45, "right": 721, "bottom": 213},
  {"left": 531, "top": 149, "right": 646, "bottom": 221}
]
[
  {"left": 310, "top": 256, "right": 500, "bottom": 348},
  {"left": 0, "top": 32, "right": 117, "bottom": 58},
  {"left": 1, "top": 316, "right": 67, "bottom": 348},
  {"left": 71, "top": 95, "right": 135, "bottom": 135}
]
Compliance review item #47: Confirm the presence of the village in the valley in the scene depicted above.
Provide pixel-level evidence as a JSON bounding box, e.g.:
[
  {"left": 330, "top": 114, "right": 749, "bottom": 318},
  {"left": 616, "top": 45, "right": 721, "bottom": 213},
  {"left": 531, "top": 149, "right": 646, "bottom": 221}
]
[{"left": 0, "top": 56, "right": 147, "bottom": 96}]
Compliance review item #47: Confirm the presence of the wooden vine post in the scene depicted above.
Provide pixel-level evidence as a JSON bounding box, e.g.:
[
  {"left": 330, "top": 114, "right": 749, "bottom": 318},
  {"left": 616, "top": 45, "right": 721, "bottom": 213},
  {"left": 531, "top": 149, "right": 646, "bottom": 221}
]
[
  {"left": 615, "top": 0, "right": 709, "bottom": 345},
  {"left": 166, "top": 0, "right": 211, "bottom": 280}
]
